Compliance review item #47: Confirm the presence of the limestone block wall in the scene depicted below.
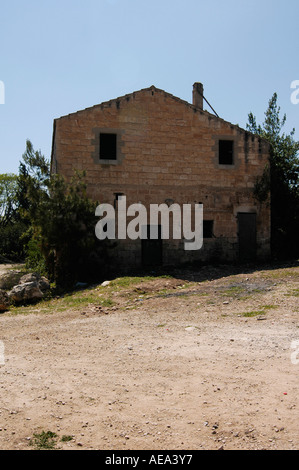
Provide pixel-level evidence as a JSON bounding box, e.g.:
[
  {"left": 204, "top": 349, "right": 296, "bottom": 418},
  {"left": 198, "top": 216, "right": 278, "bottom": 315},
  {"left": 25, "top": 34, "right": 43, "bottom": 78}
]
[{"left": 51, "top": 86, "right": 271, "bottom": 267}]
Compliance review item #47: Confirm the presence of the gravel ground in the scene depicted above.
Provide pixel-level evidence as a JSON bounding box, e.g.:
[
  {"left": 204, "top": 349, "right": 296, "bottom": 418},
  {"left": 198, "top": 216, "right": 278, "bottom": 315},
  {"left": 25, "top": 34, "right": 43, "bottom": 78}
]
[{"left": 0, "top": 262, "right": 299, "bottom": 450}]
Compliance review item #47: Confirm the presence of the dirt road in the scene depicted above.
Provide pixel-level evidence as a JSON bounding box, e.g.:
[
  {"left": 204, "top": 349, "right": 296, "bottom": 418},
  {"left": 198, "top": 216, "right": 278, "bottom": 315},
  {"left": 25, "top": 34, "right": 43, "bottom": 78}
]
[{"left": 0, "top": 263, "right": 298, "bottom": 450}]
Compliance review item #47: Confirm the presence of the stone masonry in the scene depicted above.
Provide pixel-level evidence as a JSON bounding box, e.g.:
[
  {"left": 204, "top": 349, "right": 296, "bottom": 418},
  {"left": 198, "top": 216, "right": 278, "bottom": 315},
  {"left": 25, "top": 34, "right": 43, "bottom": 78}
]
[{"left": 51, "top": 83, "right": 271, "bottom": 268}]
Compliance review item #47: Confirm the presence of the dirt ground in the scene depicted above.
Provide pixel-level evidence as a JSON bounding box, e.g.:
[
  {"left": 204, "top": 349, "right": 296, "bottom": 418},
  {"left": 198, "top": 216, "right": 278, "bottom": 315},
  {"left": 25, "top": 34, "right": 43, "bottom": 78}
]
[{"left": 0, "top": 262, "right": 299, "bottom": 450}]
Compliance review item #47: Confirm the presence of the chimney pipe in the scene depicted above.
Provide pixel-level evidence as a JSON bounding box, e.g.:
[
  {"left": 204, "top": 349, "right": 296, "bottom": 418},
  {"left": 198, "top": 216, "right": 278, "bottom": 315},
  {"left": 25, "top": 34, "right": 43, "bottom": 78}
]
[{"left": 193, "top": 82, "right": 204, "bottom": 110}]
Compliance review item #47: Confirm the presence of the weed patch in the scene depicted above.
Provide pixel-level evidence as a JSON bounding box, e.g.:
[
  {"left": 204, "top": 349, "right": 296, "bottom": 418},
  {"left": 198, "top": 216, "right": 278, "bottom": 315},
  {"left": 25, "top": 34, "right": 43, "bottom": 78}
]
[
  {"left": 237, "top": 304, "right": 277, "bottom": 317},
  {"left": 30, "top": 431, "right": 58, "bottom": 450},
  {"left": 61, "top": 435, "right": 74, "bottom": 443},
  {"left": 108, "top": 275, "right": 173, "bottom": 290},
  {"left": 240, "top": 310, "right": 266, "bottom": 317}
]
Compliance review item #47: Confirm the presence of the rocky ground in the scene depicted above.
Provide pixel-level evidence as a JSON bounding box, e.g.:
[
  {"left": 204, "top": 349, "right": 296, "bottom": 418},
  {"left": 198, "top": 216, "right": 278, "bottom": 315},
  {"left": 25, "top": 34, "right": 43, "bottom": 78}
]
[{"left": 0, "top": 262, "right": 299, "bottom": 450}]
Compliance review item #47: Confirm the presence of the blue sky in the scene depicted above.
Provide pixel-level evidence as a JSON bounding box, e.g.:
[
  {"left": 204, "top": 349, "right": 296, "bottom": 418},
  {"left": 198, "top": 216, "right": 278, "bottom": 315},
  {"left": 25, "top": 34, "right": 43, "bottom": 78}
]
[{"left": 0, "top": 0, "right": 298, "bottom": 174}]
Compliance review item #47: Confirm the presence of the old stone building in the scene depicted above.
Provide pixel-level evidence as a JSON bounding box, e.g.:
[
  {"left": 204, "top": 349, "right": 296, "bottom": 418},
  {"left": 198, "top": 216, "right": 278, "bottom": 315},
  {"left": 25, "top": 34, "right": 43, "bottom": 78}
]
[{"left": 50, "top": 83, "right": 271, "bottom": 268}]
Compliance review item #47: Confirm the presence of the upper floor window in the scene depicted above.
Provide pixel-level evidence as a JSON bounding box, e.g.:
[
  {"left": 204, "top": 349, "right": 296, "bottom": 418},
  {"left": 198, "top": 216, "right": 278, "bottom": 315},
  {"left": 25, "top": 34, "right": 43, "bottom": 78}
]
[
  {"left": 91, "top": 128, "right": 124, "bottom": 165},
  {"left": 100, "top": 133, "right": 117, "bottom": 161},
  {"left": 219, "top": 139, "right": 234, "bottom": 165}
]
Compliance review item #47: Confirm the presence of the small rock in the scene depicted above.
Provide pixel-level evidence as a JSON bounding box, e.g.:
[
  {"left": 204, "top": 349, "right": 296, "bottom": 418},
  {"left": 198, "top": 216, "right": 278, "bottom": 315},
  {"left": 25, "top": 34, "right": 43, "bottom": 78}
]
[
  {"left": 19, "top": 273, "right": 39, "bottom": 284},
  {"left": 19, "top": 273, "right": 50, "bottom": 293},
  {"left": 101, "top": 281, "right": 111, "bottom": 287},
  {"left": 8, "top": 282, "right": 44, "bottom": 304},
  {"left": 38, "top": 276, "right": 50, "bottom": 293},
  {"left": 0, "top": 271, "right": 23, "bottom": 290}
]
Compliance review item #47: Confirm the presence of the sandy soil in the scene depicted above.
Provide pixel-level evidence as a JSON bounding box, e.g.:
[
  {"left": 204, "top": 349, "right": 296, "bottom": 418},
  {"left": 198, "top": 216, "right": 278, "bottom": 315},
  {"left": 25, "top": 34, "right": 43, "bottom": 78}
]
[{"left": 0, "top": 262, "right": 299, "bottom": 450}]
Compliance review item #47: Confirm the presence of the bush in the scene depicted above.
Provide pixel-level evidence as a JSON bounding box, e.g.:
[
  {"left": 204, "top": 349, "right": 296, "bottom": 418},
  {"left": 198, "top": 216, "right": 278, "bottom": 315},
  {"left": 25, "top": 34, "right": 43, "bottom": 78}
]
[
  {"left": 0, "top": 220, "right": 27, "bottom": 261},
  {"left": 25, "top": 235, "right": 48, "bottom": 276},
  {"left": 4, "top": 141, "right": 109, "bottom": 290},
  {"left": 28, "top": 171, "right": 106, "bottom": 289}
]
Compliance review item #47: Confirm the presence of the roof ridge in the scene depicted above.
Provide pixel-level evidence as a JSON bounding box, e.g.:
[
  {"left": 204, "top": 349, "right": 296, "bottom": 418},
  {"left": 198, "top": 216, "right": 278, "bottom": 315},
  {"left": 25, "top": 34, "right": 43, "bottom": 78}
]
[
  {"left": 55, "top": 84, "right": 216, "bottom": 120},
  {"left": 55, "top": 85, "right": 159, "bottom": 120},
  {"left": 53, "top": 85, "right": 265, "bottom": 139}
]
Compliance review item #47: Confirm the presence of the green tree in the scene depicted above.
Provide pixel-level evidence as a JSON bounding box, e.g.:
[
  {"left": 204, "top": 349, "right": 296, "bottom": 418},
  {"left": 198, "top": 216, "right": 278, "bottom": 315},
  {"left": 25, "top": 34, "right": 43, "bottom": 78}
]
[
  {"left": 18, "top": 140, "right": 105, "bottom": 289},
  {"left": 247, "top": 93, "right": 299, "bottom": 258},
  {"left": 0, "top": 173, "right": 27, "bottom": 261},
  {"left": 17, "top": 139, "right": 50, "bottom": 222},
  {"left": 33, "top": 171, "right": 103, "bottom": 288},
  {"left": 0, "top": 173, "right": 19, "bottom": 227}
]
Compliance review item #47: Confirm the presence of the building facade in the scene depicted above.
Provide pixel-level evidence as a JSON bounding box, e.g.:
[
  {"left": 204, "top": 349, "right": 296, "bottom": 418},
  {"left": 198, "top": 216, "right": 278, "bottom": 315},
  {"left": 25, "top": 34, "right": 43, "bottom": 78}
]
[{"left": 51, "top": 83, "right": 271, "bottom": 268}]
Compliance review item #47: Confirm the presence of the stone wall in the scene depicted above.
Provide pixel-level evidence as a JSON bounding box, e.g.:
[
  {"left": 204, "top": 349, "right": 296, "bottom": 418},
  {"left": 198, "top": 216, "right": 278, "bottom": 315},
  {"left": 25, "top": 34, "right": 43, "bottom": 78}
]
[{"left": 51, "top": 85, "right": 271, "bottom": 267}]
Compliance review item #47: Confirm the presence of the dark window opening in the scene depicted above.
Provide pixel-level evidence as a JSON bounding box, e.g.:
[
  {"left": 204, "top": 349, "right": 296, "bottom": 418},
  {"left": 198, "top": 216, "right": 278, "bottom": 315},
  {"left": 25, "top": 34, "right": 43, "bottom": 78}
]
[
  {"left": 100, "top": 133, "right": 117, "bottom": 160},
  {"left": 219, "top": 140, "right": 234, "bottom": 165},
  {"left": 114, "top": 192, "right": 124, "bottom": 208},
  {"left": 114, "top": 192, "right": 124, "bottom": 201},
  {"left": 203, "top": 220, "right": 214, "bottom": 238}
]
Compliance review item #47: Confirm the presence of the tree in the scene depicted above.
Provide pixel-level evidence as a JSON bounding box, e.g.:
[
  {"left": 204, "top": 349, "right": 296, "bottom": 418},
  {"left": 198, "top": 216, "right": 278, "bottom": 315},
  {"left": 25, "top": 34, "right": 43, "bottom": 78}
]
[
  {"left": 33, "top": 171, "right": 103, "bottom": 288},
  {"left": 0, "top": 173, "right": 19, "bottom": 228},
  {"left": 0, "top": 173, "right": 27, "bottom": 261},
  {"left": 18, "top": 140, "right": 104, "bottom": 289},
  {"left": 17, "top": 139, "right": 50, "bottom": 222},
  {"left": 247, "top": 93, "right": 299, "bottom": 259}
]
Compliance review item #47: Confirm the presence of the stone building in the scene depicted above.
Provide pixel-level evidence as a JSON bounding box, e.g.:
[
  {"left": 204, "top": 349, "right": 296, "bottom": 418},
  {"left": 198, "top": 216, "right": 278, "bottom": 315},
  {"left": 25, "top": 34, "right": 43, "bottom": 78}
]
[{"left": 50, "top": 83, "right": 271, "bottom": 268}]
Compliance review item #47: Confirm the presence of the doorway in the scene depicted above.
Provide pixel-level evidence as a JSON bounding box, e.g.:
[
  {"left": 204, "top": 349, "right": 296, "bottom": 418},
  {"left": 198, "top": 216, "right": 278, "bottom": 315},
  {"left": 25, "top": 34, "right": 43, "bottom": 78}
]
[
  {"left": 141, "top": 225, "right": 163, "bottom": 267},
  {"left": 237, "top": 212, "right": 257, "bottom": 262}
]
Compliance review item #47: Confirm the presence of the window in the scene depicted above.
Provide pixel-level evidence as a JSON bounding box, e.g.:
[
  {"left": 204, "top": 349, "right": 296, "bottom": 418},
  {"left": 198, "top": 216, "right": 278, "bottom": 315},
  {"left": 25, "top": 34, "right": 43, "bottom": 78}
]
[
  {"left": 114, "top": 192, "right": 124, "bottom": 201},
  {"left": 100, "top": 133, "right": 117, "bottom": 161},
  {"left": 92, "top": 128, "right": 124, "bottom": 165},
  {"left": 114, "top": 192, "right": 124, "bottom": 208},
  {"left": 219, "top": 140, "right": 234, "bottom": 165},
  {"left": 203, "top": 220, "right": 214, "bottom": 238}
]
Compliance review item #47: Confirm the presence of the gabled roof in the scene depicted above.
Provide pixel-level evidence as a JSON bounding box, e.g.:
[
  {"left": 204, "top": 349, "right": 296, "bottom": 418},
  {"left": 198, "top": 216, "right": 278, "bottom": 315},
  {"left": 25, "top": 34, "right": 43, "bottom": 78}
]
[
  {"left": 51, "top": 85, "right": 270, "bottom": 173},
  {"left": 51, "top": 85, "right": 269, "bottom": 169},
  {"left": 54, "top": 84, "right": 233, "bottom": 128}
]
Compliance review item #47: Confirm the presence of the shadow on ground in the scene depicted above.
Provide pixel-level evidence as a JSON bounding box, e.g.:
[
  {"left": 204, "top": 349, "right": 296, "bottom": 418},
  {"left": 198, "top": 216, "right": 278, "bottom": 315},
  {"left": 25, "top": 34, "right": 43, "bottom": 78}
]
[{"left": 107, "top": 258, "right": 299, "bottom": 284}]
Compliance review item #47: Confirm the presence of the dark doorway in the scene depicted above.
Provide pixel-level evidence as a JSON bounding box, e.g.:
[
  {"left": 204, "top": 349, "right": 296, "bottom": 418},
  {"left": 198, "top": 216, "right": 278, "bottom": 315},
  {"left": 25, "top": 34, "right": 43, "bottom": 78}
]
[
  {"left": 141, "top": 225, "right": 163, "bottom": 267},
  {"left": 238, "top": 213, "right": 257, "bottom": 262}
]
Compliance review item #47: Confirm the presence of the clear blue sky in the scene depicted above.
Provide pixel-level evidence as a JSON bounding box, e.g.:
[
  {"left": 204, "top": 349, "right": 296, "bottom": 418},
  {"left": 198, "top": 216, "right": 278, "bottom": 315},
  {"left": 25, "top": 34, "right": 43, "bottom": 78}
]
[{"left": 0, "top": 0, "right": 298, "bottom": 174}]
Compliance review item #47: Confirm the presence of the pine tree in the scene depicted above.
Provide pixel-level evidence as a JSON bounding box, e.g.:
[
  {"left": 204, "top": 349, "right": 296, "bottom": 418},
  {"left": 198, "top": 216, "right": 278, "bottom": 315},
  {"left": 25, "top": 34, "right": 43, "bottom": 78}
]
[{"left": 247, "top": 93, "right": 299, "bottom": 259}]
